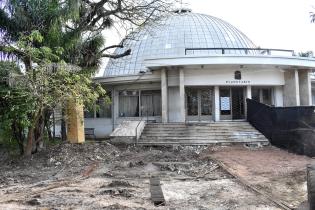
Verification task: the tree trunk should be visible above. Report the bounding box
[61,107,67,141]
[24,109,43,156]
[12,122,24,155]
[24,126,34,156]
[44,109,53,141]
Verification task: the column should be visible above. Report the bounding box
[179,69,185,122]
[214,86,220,121]
[67,99,85,144]
[245,86,252,117]
[112,88,119,130]
[299,69,312,106]
[274,86,284,107]
[283,69,300,106]
[246,85,252,99]
[161,68,168,123]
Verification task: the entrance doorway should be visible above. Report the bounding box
[220,87,245,120]
[186,87,213,121]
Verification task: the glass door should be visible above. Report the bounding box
[186,88,199,121]
[186,87,213,122]
[200,89,212,121]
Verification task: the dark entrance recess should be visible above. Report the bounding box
[231,87,244,120]
[247,99,315,157]
[219,87,245,120]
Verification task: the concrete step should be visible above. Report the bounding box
[141,135,264,138]
[140,136,265,140]
[138,139,269,146]
[140,135,265,141]
[138,121,269,146]
[143,129,260,134]
[143,128,257,133]
[145,124,253,128]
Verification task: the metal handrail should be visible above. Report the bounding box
[185,47,295,56]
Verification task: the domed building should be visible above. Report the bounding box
[88,9,315,138]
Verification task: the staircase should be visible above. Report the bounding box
[138,122,269,146]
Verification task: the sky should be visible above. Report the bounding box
[96,0,315,76]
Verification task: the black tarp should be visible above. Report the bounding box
[246,99,315,156]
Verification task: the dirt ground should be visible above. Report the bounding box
[207,145,315,209]
[0,142,311,209]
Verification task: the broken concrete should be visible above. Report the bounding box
[0,142,308,209]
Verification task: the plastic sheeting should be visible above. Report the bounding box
[247,99,315,156]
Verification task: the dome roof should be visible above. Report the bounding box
[104,11,256,77]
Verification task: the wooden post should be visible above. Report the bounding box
[67,99,85,144]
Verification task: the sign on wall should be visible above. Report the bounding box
[220,97,230,110]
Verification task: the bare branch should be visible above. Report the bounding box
[101,49,131,59]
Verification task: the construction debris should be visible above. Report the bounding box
[0,142,309,209]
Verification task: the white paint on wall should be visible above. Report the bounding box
[54,118,113,139]
[84,118,113,138]
[168,86,181,122]
[184,68,284,86]
[168,69,180,87]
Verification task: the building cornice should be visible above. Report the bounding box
[144,55,315,70]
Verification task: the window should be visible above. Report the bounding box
[262,89,272,105]
[84,92,112,119]
[252,88,260,102]
[251,87,273,105]
[140,90,161,116]
[118,90,161,117]
[84,107,94,118]
[234,71,241,80]
[96,98,112,118]
[186,88,198,116]
[119,90,139,117]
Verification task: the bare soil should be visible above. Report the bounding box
[0,142,307,209]
[207,145,315,209]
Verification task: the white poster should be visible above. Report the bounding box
[220,97,230,111]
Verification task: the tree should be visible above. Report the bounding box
[0,31,105,156]
[0,0,177,156]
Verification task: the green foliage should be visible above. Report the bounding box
[0,30,106,155]
[0,62,34,154]
[1,0,106,73]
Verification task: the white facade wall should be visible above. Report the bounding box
[83,67,288,135]
[168,87,181,122]
[54,118,113,139]
[184,68,284,86]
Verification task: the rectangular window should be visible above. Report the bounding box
[251,87,273,105]
[252,87,260,102]
[140,90,161,116]
[187,88,198,116]
[84,91,112,118]
[262,88,272,105]
[96,97,112,118]
[119,90,139,117]
[84,107,94,118]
